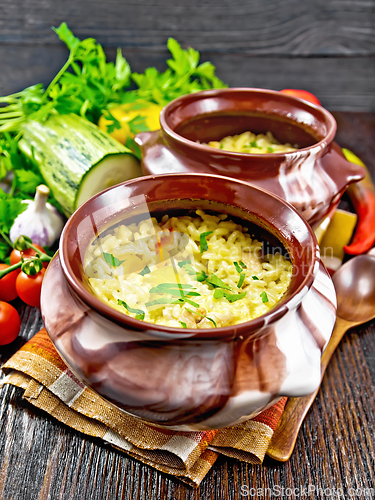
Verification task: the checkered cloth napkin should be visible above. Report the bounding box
[1,328,286,487]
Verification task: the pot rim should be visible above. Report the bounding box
[59,173,319,340]
[159,87,337,159]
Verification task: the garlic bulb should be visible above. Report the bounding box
[10,185,65,247]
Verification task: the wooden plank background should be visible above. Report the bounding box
[0,0,374,111]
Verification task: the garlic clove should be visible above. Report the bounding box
[10,184,65,247]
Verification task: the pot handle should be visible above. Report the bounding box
[134,130,161,148]
[320,142,365,191]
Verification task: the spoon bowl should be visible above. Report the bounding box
[268,252,375,461]
[333,255,375,323]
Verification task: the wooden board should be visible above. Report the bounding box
[0,0,374,111]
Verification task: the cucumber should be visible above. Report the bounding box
[18,113,141,216]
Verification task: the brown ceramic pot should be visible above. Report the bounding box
[135,88,364,225]
[42,174,336,430]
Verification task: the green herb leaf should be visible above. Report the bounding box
[177,260,196,276]
[200,231,213,253]
[207,317,217,327]
[213,289,246,303]
[252,275,259,280]
[146,297,184,308]
[14,169,45,194]
[196,270,208,282]
[117,299,145,320]
[237,273,245,288]
[0,193,28,233]
[234,262,243,273]
[103,252,124,267]
[139,265,151,276]
[180,321,187,328]
[206,273,231,290]
[260,291,269,303]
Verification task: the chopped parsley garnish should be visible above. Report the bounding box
[196,270,208,282]
[213,289,246,303]
[177,260,196,275]
[205,273,231,290]
[234,262,243,273]
[260,291,269,303]
[180,321,187,328]
[252,275,259,280]
[117,299,145,320]
[185,308,217,328]
[199,231,213,253]
[103,252,124,267]
[237,273,245,288]
[267,147,274,153]
[139,265,151,275]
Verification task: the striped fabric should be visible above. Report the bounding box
[1,328,287,487]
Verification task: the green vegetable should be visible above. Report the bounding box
[117,299,145,320]
[260,292,269,303]
[252,275,259,280]
[200,231,213,253]
[180,321,187,328]
[18,113,141,216]
[237,273,245,288]
[213,289,247,303]
[103,252,124,267]
[139,265,151,276]
[205,273,231,290]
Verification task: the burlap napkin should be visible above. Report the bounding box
[1,328,286,487]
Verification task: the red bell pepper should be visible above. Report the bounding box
[280,89,321,106]
[342,149,375,255]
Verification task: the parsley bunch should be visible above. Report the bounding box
[0,23,226,260]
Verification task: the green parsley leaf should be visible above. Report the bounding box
[213,289,246,303]
[139,265,151,276]
[180,321,187,328]
[237,273,245,288]
[184,307,217,328]
[177,260,196,276]
[117,299,145,320]
[200,231,213,253]
[260,291,269,303]
[252,275,259,280]
[103,252,124,267]
[0,194,28,233]
[234,262,242,273]
[206,273,231,290]
[14,169,44,194]
[196,270,208,282]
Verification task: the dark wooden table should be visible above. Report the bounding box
[1,112,374,500]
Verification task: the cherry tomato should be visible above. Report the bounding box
[0,263,19,301]
[280,89,321,106]
[15,268,46,308]
[0,301,21,345]
[10,244,48,268]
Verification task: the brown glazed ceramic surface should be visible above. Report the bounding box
[135,88,365,225]
[42,174,337,430]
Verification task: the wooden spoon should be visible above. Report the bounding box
[267,253,375,462]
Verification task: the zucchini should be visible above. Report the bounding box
[18,113,141,216]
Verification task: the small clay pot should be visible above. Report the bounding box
[136,88,364,225]
[42,174,336,430]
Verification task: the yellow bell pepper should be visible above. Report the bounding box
[98,102,163,145]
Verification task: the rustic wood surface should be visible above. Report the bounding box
[0,0,374,111]
[0,112,374,499]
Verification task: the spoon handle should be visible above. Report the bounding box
[267,317,354,462]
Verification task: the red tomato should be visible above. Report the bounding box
[0,301,21,345]
[280,89,321,106]
[0,263,19,301]
[10,244,48,268]
[15,268,46,308]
